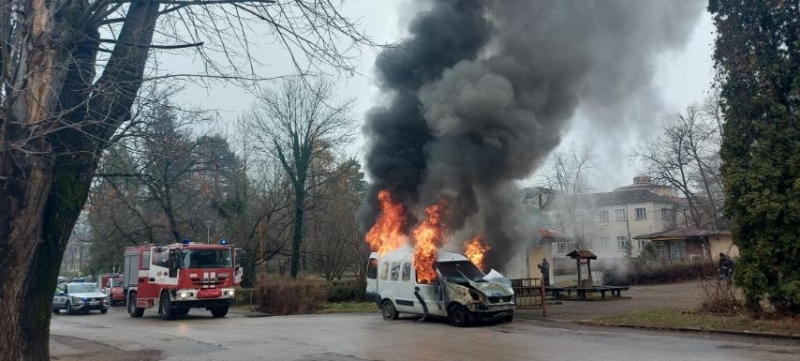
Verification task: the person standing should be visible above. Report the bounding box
[537,258,551,286]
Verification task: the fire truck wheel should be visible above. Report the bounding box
[210,306,229,318]
[448,305,472,327]
[160,293,175,320]
[128,292,144,318]
[381,300,398,320]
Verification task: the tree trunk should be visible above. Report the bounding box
[290,185,306,278]
[0,1,160,359]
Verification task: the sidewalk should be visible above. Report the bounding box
[518,281,704,322]
[517,281,800,341]
[51,335,160,361]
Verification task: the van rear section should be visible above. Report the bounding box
[366,248,515,327]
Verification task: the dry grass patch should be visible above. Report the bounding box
[317,302,378,314]
[591,308,800,335]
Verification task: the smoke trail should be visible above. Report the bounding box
[358,0,491,234]
[361,0,704,269]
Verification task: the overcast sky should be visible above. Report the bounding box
[170,1,715,193]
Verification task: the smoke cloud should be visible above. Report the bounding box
[360,0,704,270]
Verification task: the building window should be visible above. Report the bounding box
[635,208,647,220]
[637,239,649,250]
[600,237,612,250]
[598,210,609,222]
[556,241,572,252]
[617,236,630,251]
[615,209,626,221]
[660,208,674,220]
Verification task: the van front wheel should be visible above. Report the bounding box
[381,300,398,320]
[448,305,472,327]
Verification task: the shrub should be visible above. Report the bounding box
[254,274,327,314]
[697,278,743,315]
[235,287,256,306]
[603,261,717,286]
[326,280,366,303]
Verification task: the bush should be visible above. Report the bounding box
[254,274,327,315]
[235,287,256,306]
[603,261,717,286]
[698,278,743,315]
[325,280,366,303]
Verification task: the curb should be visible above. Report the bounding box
[576,321,800,341]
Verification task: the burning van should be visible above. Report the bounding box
[366,246,515,326]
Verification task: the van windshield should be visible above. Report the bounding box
[437,261,486,284]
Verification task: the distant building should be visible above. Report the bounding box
[633,227,737,263]
[533,175,684,271]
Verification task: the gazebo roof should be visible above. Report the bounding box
[565,249,597,260]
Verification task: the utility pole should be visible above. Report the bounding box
[206,221,212,244]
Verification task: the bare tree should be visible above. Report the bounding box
[539,143,598,248]
[633,103,725,230]
[0,1,374,359]
[306,158,364,280]
[244,76,355,278]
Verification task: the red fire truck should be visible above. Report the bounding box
[123,241,241,320]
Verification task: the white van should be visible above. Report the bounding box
[365,246,515,326]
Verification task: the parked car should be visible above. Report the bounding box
[103,278,126,306]
[53,282,110,315]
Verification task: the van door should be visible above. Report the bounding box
[413,270,446,317]
[365,254,379,304]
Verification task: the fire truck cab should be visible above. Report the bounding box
[123,242,238,320]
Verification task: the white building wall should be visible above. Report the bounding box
[546,201,677,268]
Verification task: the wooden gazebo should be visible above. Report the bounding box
[566,249,598,288]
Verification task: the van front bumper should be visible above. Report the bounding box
[467,302,515,313]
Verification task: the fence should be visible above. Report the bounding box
[510,278,547,317]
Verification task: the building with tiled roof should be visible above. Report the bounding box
[539,175,685,271]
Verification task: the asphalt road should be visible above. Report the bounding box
[50,307,800,361]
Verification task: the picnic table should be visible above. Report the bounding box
[546,285,629,300]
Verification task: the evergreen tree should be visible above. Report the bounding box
[710,0,800,313]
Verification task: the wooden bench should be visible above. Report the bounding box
[546,285,629,299]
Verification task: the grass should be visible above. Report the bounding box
[317,302,379,314]
[589,308,800,335]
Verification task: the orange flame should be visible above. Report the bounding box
[365,190,408,256]
[412,200,448,284]
[464,236,491,271]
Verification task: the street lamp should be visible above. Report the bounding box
[205,221,212,244]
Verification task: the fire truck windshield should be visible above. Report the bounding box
[180,249,232,269]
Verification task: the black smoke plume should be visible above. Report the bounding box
[360,0,703,270]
